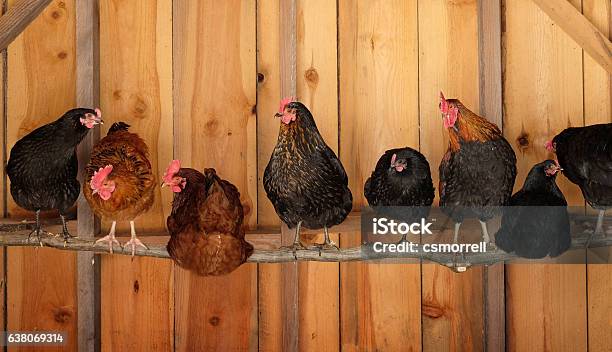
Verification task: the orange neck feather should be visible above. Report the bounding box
[448,104,502,151]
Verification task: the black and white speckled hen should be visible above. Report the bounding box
[548,123,612,239]
[263,98,352,251]
[7,108,102,241]
[438,92,516,244]
[495,160,570,258]
[364,147,434,241]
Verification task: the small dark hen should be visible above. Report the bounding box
[7,108,102,240]
[364,147,435,241]
[83,122,156,255]
[164,161,253,276]
[438,92,517,244]
[264,98,352,251]
[495,160,570,258]
[548,123,612,239]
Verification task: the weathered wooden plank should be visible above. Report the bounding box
[294,1,340,350]
[75,0,100,351]
[98,0,174,350]
[531,0,612,74]
[583,0,612,351]
[0,0,52,52]
[477,1,505,351]
[6,1,78,350]
[418,0,484,350]
[504,0,588,350]
[338,1,421,351]
[173,1,258,350]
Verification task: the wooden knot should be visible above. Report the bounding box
[257,73,265,83]
[130,95,148,118]
[205,119,219,134]
[133,280,140,293]
[304,68,319,87]
[57,51,67,60]
[422,303,444,319]
[209,316,220,326]
[516,133,530,149]
[113,90,122,100]
[53,307,72,324]
[58,1,66,8]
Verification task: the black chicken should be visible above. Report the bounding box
[438,92,517,244]
[364,147,435,242]
[7,108,102,240]
[264,98,352,251]
[548,123,612,239]
[495,160,570,258]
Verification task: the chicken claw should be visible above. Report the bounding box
[95,233,121,254]
[124,220,148,257]
[312,227,339,256]
[96,221,120,254]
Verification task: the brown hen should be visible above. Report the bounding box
[163,160,253,276]
[84,122,156,255]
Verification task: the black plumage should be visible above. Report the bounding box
[7,108,102,239]
[495,160,570,258]
[438,93,517,244]
[364,147,434,240]
[551,124,612,236]
[263,100,352,250]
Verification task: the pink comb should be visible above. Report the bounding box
[545,140,555,152]
[95,107,102,118]
[390,153,397,167]
[279,97,295,113]
[163,160,181,184]
[440,91,448,113]
[90,165,113,190]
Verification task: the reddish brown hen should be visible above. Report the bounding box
[84,122,156,255]
[163,160,253,276]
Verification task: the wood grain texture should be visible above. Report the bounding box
[477,2,505,351]
[6,1,78,350]
[100,256,173,351]
[418,0,484,350]
[75,0,99,349]
[503,0,588,351]
[531,0,612,74]
[338,1,421,351]
[583,0,612,351]
[295,1,340,350]
[98,1,174,350]
[173,1,258,350]
[0,0,52,52]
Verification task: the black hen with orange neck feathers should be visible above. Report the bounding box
[438,92,517,244]
[264,98,352,251]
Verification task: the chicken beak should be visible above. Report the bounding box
[92,189,98,195]
[274,112,283,118]
[452,125,459,133]
[161,181,167,188]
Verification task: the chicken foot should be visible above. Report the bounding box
[479,220,494,246]
[124,220,148,257]
[280,221,307,259]
[312,226,339,255]
[27,210,49,246]
[95,221,121,254]
[587,209,608,247]
[60,214,75,242]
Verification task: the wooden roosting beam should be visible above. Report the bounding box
[0,0,53,52]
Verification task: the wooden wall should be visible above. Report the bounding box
[0,0,610,351]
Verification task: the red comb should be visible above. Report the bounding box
[90,165,113,190]
[95,107,102,118]
[390,153,397,166]
[545,140,554,152]
[163,160,181,184]
[279,97,295,113]
[439,91,448,113]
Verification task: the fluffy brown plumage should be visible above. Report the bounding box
[84,122,156,254]
[164,163,253,276]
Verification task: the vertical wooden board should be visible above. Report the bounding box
[173,1,258,351]
[505,264,587,352]
[256,0,283,351]
[6,1,78,351]
[503,0,587,351]
[338,1,421,351]
[295,1,340,351]
[100,256,173,351]
[583,1,612,351]
[98,1,174,350]
[418,0,484,350]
